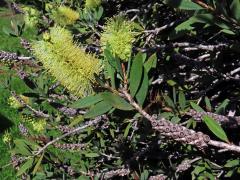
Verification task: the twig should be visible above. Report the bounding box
[186,109,240,128]
[144,21,178,34]
[120,89,240,153]
[34,116,103,156]
[11,91,50,118]
[135,42,229,53]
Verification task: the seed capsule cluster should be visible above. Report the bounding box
[21,38,32,52]
[186,109,240,128]
[11,155,24,170]
[58,106,77,116]
[149,174,167,180]
[53,142,86,150]
[151,118,210,150]
[18,123,29,136]
[176,159,191,172]
[0,51,18,61]
[103,168,130,179]
[58,125,75,133]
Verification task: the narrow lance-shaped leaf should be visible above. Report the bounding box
[215,99,230,114]
[101,92,133,110]
[136,68,149,107]
[230,0,240,21]
[84,100,112,118]
[204,96,212,112]
[17,158,34,176]
[164,0,203,10]
[130,52,144,97]
[178,91,186,110]
[202,115,229,142]
[190,102,204,112]
[70,94,103,108]
[144,53,157,73]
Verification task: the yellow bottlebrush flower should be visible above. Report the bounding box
[21,114,34,122]
[32,26,101,97]
[42,32,51,41]
[22,6,40,27]
[85,0,101,9]
[31,119,47,133]
[45,3,53,12]
[8,95,30,109]
[100,16,136,61]
[3,131,12,144]
[51,6,79,26]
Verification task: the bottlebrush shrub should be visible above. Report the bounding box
[51,6,80,26]
[32,26,101,97]
[100,16,136,61]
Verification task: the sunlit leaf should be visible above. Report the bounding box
[202,115,229,142]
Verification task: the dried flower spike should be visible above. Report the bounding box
[101,16,136,61]
[32,26,101,97]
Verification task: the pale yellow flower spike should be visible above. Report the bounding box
[85,0,101,9]
[52,6,79,26]
[32,26,101,97]
[101,16,136,61]
[3,131,12,144]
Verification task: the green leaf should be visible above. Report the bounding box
[70,94,103,108]
[220,29,235,35]
[84,101,112,118]
[179,91,186,110]
[101,92,133,110]
[96,6,103,20]
[33,153,44,174]
[104,48,123,77]
[85,152,100,158]
[202,115,229,142]
[69,115,84,127]
[17,158,34,176]
[144,53,157,73]
[136,68,149,106]
[224,159,240,168]
[190,102,204,112]
[215,99,230,114]
[164,0,203,10]
[164,95,175,110]
[231,0,240,21]
[140,169,149,180]
[204,96,212,112]
[105,59,116,88]
[123,123,132,138]
[167,80,177,86]
[14,139,32,156]
[170,14,214,39]
[130,52,144,97]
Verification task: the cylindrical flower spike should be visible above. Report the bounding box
[51,6,79,26]
[101,16,137,61]
[32,26,101,97]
